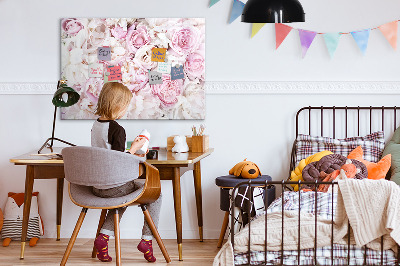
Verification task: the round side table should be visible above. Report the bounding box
[215,175,275,248]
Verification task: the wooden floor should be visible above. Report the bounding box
[0,239,221,265]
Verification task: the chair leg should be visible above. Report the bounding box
[114,209,121,266]
[91,209,108,258]
[141,205,171,263]
[60,208,88,266]
[217,211,230,248]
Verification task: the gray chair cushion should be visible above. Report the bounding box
[69,180,145,208]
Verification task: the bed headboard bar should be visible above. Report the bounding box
[296,106,399,138]
[290,106,399,182]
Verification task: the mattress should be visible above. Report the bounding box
[233,191,397,265]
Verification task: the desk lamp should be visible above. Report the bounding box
[38,80,80,154]
[241,0,305,23]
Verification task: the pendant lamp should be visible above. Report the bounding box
[38,80,80,154]
[241,0,305,23]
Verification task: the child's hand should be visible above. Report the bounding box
[129,137,147,155]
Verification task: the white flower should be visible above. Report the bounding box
[171,82,205,119]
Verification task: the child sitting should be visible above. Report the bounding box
[91,82,161,263]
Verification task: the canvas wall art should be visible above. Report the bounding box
[61,18,205,119]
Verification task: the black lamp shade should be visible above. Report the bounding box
[52,84,80,107]
[241,0,305,23]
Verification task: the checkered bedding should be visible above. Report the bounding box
[234,191,398,265]
[294,131,385,166]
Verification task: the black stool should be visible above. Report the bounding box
[215,175,275,248]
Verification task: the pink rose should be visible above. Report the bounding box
[111,26,127,39]
[126,25,151,53]
[184,47,205,81]
[127,67,149,92]
[151,74,183,106]
[84,78,104,105]
[169,26,201,56]
[62,18,84,36]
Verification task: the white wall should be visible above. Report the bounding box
[1,0,400,239]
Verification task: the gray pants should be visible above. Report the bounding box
[92,180,162,240]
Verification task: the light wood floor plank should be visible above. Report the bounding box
[0,239,221,265]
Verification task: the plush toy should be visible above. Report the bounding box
[317,160,360,193]
[229,159,261,179]
[289,150,333,191]
[172,135,189,153]
[1,192,44,247]
[348,146,391,180]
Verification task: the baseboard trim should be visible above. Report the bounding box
[1,81,400,94]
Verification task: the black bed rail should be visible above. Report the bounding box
[230,179,400,266]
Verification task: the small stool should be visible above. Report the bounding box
[215,175,275,248]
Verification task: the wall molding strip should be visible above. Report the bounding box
[0,81,399,95]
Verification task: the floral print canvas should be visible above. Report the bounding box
[61,18,205,119]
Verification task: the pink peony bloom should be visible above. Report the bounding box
[127,67,149,92]
[126,25,151,53]
[169,26,201,56]
[84,78,104,105]
[151,74,184,107]
[111,26,128,39]
[184,46,205,81]
[62,18,84,36]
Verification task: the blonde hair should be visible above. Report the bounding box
[95,82,133,120]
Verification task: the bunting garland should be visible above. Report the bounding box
[251,23,266,38]
[209,0,221,7]
[379,21,397,50]
[275,23,292,49]
[323,33,341,58]
[229,0,245,24]
[208,1,399,58]
[298,30,317,58]
[351,29,370,55]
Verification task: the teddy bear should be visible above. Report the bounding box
[172,135,189,153]
[1,192,44,247]
[229,159,261,179]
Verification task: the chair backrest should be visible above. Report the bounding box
[62,146,145,187]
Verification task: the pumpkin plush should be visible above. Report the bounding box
[347,146,391,180]
[229,159,261,179]
[317,160,360,193]
[1,192,44,247]
[289,150,333,191]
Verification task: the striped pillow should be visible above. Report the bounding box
[294,131,385,166]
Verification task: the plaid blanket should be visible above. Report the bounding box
[234,191,397,265]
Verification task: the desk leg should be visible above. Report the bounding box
[193,161,203,242]
[172,167,183,261]
[56,178,64,241]
[20,165,34,259]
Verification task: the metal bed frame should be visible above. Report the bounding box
[230,106,400,266]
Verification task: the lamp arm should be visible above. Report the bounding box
[50,105,57,148]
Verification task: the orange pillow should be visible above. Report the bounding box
[347,146,391,180]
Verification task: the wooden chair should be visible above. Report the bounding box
[60,146,171,265]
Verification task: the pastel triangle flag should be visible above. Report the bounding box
[378,21,398,50]
[275,23,293,49]
[323,33,341,58]
[229,0,245,24]
[209,0,220,7]
[298,29,317,58]
[351,29,370,55]
[251,23,266,38]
